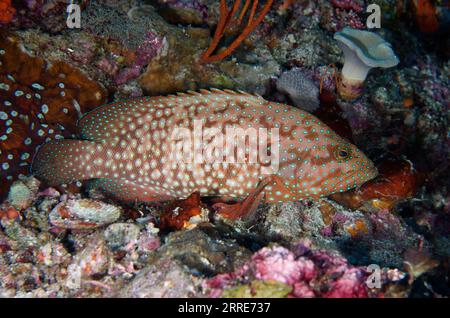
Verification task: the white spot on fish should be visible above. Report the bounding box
[0,83,10,91]
[32,83,45,90]
[41,104,49,114]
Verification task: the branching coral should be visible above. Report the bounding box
[0,32,107,200]
[201,0,275,62]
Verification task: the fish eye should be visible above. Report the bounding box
[334,146,351,161]
[339,150,348,157]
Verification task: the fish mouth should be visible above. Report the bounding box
[354,166,379,188]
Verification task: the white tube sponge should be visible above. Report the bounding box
[334,27,400,100]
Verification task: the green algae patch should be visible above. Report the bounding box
[221,280,292,298]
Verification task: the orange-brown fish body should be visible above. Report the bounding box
[32,89,377,204]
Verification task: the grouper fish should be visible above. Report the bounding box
[32,89,377,218]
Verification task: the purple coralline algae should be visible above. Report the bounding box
[331,0,364,12]
[11,0,89,32]
[114,32,167,85]
[320,0,365,32]
[204,244,402,298]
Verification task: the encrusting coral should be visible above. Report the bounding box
[0,32,106,200]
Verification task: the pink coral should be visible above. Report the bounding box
[331,0,364,12]
[291,282,315,298]
[114,65,142,85]
[320,1,365,32]
[335,9,365,30]
[253,247,316,284]
[113,32,165,85]
[136,224,161,253]
[205,245,382,298]
[323,268,369,298]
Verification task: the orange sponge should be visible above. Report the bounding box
[0,0,15,24]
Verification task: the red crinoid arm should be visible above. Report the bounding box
[201,0,274,63]
[237,0,252,24]
[246,0,258,28]
[226,0,242,26]
[201,0,231,60]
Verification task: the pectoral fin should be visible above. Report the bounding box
[213,175,299,219]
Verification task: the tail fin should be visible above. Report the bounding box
[32,139,99,185]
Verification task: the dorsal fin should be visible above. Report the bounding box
[77,89,264,142]
[223,89,239,95]
[186,90,202,96]
[210,88,226,94]
[199,88,211,94]
[77,97,154,141]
